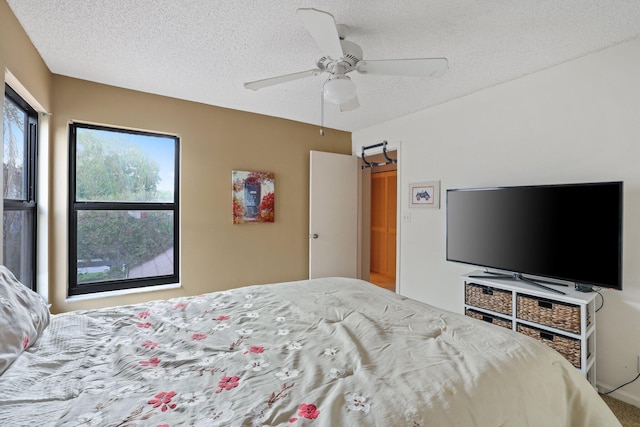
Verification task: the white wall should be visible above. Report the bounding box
[353,36,640,406]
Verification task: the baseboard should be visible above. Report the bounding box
[597,382,640,408]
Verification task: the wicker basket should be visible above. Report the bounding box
[517,324,581,368]
[465,283,512,315]
[465,308,512,330]
[516,294,581,334]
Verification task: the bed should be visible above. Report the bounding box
[0,266,621,426]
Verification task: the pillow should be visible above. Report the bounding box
[0,265,50,375]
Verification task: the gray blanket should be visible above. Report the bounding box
[0,277,620,426]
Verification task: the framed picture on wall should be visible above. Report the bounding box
[409,181,440,209]
[232,171,275,223]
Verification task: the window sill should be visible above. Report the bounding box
[65,282,181,303]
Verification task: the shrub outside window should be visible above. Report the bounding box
[68,123,179,296]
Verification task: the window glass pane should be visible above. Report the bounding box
[3,95,27,200]
[3,209,34,287]
[75,128,175,203]
[76,210,174,284]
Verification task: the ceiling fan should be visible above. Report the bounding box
[244,8,449,112]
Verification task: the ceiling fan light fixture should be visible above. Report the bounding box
[323,75,356,105]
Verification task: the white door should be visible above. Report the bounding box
[309,151,358,279]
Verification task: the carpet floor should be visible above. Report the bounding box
[601,394,640,427]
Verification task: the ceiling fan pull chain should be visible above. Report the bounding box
[320,79,327,136]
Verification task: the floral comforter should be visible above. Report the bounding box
[0,277,620,426]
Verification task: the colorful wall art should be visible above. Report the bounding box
[409,180,440,209]
[232,171,275,224]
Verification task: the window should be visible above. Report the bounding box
[3,85,38,290]
[69,123,179,296]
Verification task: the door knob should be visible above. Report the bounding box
[311,233,319,239]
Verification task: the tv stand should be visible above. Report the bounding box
[468,270,567,295]
[462,271,598,387]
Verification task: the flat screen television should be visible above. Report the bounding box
[446,181,623,292]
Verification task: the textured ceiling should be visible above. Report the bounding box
[7,1,640,132]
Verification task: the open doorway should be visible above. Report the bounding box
[359,150,397,292]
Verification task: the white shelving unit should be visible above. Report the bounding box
[462,271,598,387]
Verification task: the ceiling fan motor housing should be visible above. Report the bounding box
[317,40,363,74]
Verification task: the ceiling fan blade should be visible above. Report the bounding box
[356,58,449,77]
[339,96,360,112]
[244,69,322,91]
[296,8,344,60]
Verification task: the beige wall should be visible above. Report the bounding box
[2,0,351,313]
[50,77,351,313]
[0,0,52,111]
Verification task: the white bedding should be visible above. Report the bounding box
[0,277,620,426]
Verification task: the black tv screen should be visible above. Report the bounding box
[446,181,623,290]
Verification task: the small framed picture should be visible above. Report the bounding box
[409,181,440,209]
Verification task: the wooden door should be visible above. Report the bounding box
[370,171,397,278]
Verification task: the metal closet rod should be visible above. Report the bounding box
[361,141,397,169]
